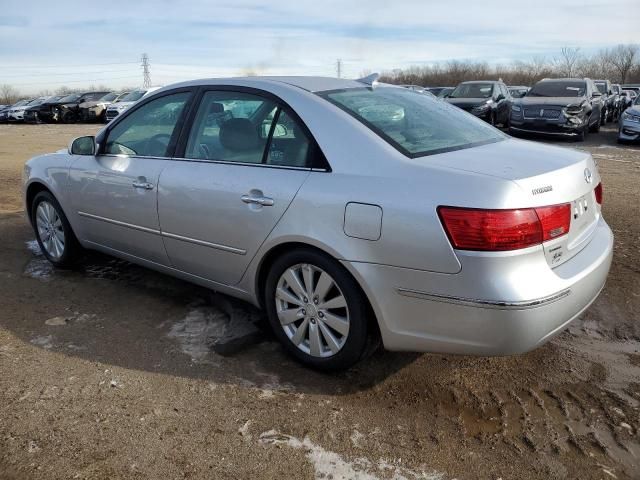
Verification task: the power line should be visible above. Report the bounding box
[1,69,138,78]
[18,75,141,86]
[0,62,139,69]
[141,53,151,88]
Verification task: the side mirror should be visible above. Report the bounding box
[69,135,96,155]
[496,94,505,101]
[272,124,288,138]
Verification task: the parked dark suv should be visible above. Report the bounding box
[445,80,511,126]
[49,91,110,123]
[594,80,616,123]
[509,78,603,141]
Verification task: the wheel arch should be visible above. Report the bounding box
[254,241,382,341]
[25,181,54,225]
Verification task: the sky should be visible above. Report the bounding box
[1,0,638,94]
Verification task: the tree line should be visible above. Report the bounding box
[380,45,640,87]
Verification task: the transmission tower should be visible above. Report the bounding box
[141,53,151,88]
[336,58,342,78]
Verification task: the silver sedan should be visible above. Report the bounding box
[23,75,613,370]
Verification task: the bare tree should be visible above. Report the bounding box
[609,44,639,84]
[555,47,581,77]
[0,84,19,104]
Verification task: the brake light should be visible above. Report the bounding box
[594,182,603,205]
[438,204,571,251]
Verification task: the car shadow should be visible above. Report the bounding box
[0,213,420,396]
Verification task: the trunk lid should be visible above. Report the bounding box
[425,138,601,267]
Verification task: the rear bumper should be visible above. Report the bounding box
[344,217,613,355]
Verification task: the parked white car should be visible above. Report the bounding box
[105,87,161,122]
[7,97,47,121]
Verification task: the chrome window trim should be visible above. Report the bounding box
[396,287,571,310]
[96,154,328,172]
[170,156,327,172]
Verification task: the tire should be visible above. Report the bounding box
[31,191,83,268]
[589,115,600,133]
[575,128,586,142]
[264,248,370,371]
[489,111,496,126]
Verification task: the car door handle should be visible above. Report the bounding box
[241,194,274,207]
[132,180,154,190]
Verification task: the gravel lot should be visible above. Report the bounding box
[0,123,639,480]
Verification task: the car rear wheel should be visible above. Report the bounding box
[264,249,369,371]
[31,191,83,268]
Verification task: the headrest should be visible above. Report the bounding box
[209,102,224,114]
[219,118,260,152]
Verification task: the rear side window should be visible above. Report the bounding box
[104,92,190,157]
[184,90,314,168]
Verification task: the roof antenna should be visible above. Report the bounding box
[356,72,380,88]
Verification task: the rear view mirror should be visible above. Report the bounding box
[69,135,96,155]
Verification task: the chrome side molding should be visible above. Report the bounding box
[395,287,571,310]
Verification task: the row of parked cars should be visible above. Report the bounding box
[404,79,639,143]
[0,87,161,124]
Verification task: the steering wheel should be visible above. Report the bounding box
[145,133,172,157]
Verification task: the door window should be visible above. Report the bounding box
[185,90,313,168]
[104,92,190,157]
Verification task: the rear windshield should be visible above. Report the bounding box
[529,81,586,97]
[449,83,494,99]
[121,90,146,102]
[318,86,505,158]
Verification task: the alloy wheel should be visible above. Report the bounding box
[275,263,350,358]
[36,201,65,260]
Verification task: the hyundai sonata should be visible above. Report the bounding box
[23,75,613,370]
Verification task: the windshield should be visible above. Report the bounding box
[595,83,607,94]
[12,99,29,107]
[121,90,146,102]
[449,83,494,99]
[98,92,118,102]
[528,81,586,97]
[59,94,80,103]
[318,86,504,157]
[27,97,46,106]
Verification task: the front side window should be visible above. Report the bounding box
[104,92,190,157]
[449,83,494,99]
[185,90,313,168]
[319,86,504,157]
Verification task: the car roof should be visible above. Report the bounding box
[168,76,365,93]
[458,80,500,84]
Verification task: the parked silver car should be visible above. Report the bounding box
[23,76,613,370]
[618,93,640,143]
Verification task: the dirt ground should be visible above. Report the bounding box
[0,123,639,480]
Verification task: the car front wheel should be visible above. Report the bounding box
[264,249,370,371]
[31,191,83,267]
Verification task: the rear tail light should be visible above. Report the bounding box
[438,204,571,251]
[594,182,603,205]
